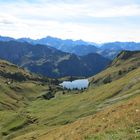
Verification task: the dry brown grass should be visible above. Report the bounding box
[40,95,140,140]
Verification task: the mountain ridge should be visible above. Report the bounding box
[1,35,140,59]
[0,40,110,78]
[89,50,140,87]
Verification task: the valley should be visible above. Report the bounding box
[1,0,140,139]
[0,50,140,140]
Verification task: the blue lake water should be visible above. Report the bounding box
[60,79,89,89]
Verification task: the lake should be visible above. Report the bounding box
[60,79,89,90]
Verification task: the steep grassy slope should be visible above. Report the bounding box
[0,51,139,140]
[41,94,140,140]
[0,60,50,140]
[89,50,140,87]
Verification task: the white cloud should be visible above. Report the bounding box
[0,0,140,42]
[87,4,140,18]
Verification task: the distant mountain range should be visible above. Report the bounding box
[0,40,110,78]
[0,35,139,78]
[1,35,139,59]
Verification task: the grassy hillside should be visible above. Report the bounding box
[0,60,49,139]
[0,51,140,140]
[89,50,140,86]
[11,66,139,140]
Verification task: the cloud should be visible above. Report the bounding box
[0,0,140,42]
[87,4,140,18]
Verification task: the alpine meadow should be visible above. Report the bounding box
[0,0,140,140]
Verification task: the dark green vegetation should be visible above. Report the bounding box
[0,40,110,78]
[0,50,140,140]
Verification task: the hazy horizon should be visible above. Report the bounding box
[0,0,140,43]
[1,34,140,44]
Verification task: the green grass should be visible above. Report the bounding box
[0,54,140,140]
[0,67,138,140]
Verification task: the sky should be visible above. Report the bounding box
[0,0,140,43]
